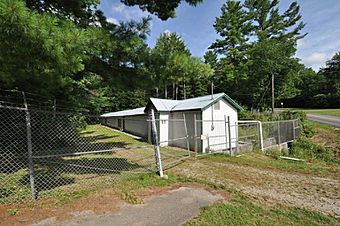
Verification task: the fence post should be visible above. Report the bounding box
[258,121,264,152]
[22,92,37,200]
[235,121,239,153]
[224,115,228,154]
[194,114,198,157]
[292,120,296,140]
[182,113,190,155]
[150,109,164,178]
[277,121,281,145]
[227,116,232,155]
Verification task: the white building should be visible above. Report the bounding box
[101,93,243,153]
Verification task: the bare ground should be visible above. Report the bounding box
[0,183,228,226]
[169,158,340,217]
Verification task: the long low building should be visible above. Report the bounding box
[101,93,243,153]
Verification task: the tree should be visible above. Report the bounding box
[121,0,204,20]
[149,32,212,99]
[208,0,306,109]
[318,52,340,107]
[150,32,190,98]
[210,0,251,65]
[244,0,306,41]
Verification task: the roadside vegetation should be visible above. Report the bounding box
[286,109,340,117]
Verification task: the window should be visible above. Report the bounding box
[214,101,220,110]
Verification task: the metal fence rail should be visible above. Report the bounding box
[0,106,158,203]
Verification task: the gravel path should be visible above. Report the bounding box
[170,160,340,217]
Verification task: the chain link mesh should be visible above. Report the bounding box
[0,106,157,203]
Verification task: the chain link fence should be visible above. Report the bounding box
[0,105,159,203]
[262,120,299,150]
[0,89,301,204]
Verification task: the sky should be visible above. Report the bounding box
[99,0,340,71]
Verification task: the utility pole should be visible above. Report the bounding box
[271,73,275,113]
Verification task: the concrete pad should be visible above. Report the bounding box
[31,187,223,226]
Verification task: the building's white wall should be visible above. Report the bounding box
[105,117,119,129]
[201,99,238,153]
[124,115,148,138]
[159,113,169,146]
[104,115,148,139]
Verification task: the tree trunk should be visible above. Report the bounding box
[164,85,167,99]
[271,73,275,113]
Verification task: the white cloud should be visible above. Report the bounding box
[107,17,119,25]
[296,39,306,49]
[163,29,171,35]
[303,52,327,65]
[109,3,148,20]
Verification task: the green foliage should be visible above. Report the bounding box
[122,0,203,20]
[291,138,336,162]
[6,209,18,216]
[270,110,315,137]
[285,52,340,108]
[208,0,306,109]
[149,32,213,99]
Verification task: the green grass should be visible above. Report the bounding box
[0,124,190,204]
[185,196,339,226]
[0,124,153,204]
[283,108,340,117]
[198,152,339,178]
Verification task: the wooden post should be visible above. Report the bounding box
[22,92,37,200]
[150,109,164,177]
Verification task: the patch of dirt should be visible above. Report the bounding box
[0,183,229,226]
[0,189,123,226]
[170,159,340,217]
[136,182,230,200]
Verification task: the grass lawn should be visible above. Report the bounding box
[197,152,339,179]
[185,196,339,226]
[0,124,190,204]
[283,108,340,117]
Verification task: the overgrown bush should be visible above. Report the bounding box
[271,110,315,138]
[239,110,315,138]
[290,137,335,162]
[238,110,268,121]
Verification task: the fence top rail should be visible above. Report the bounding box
[196,119,226,122]
[262,119,299,124]
[32,145,153,159]
[147,118,185,122]
[0,104,27,111]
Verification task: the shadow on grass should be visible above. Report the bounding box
[18,156,147,195]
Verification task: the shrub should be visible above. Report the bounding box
[290,137,335,162]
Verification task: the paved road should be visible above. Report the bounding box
[307,114,340,128]
[31,187,223,226]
